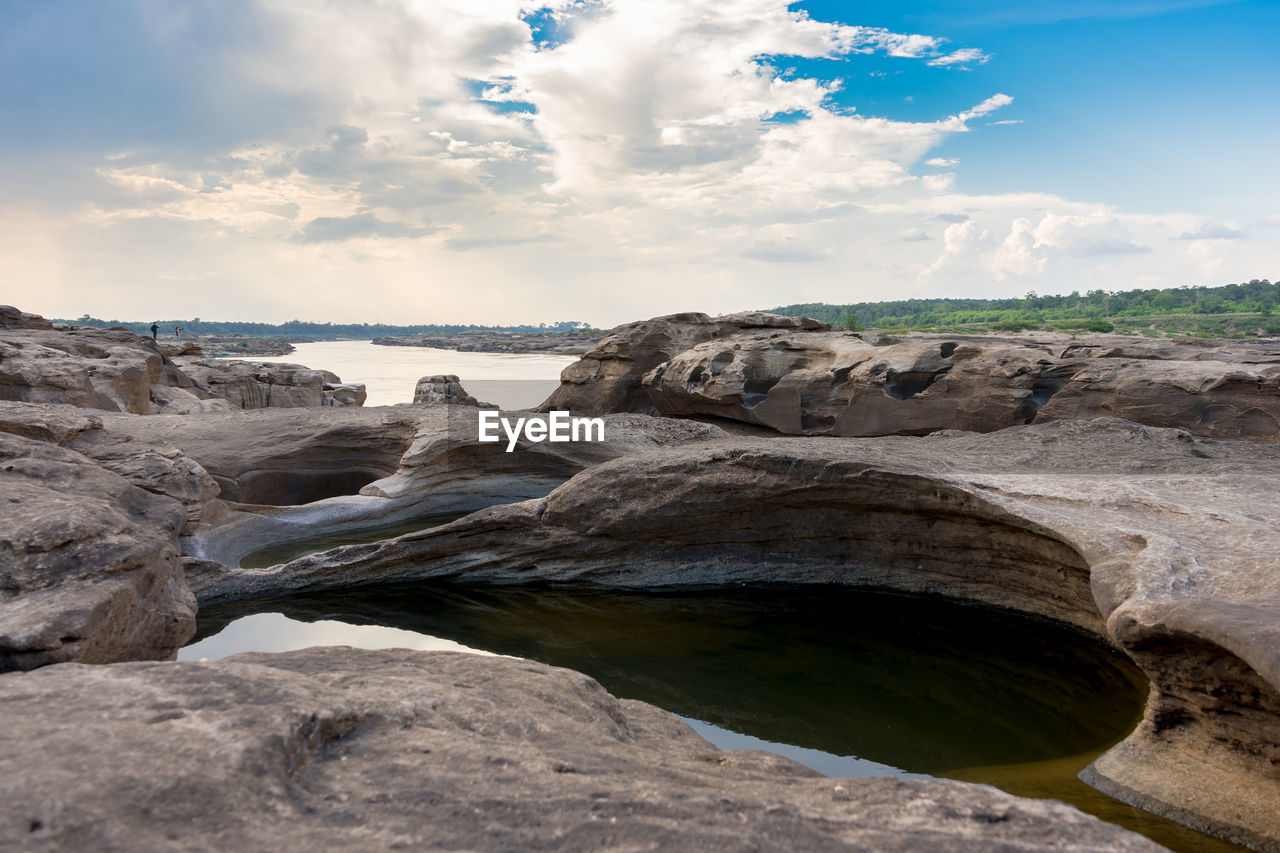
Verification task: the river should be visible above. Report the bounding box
[236,339,580,409]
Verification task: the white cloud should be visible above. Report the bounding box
[927,48,990,68]
[1,0,1271,327]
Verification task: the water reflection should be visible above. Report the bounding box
[192,584,1143,772]
[188,583,1241,851]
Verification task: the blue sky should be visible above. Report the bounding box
[0,0,1276,325]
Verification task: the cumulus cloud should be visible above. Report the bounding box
[0,0,1269,326]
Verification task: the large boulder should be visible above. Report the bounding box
[543,316,1280,442]
[540,311,829,414]
[0,647,1161,852]
[0,432,195,672]
[195,419,1280,848]
[412,374,485,405]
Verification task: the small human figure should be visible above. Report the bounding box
[174,326,181,339]
[150,323,159,342]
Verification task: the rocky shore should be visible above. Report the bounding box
[3,305,1279,850]
[373,329,601,354]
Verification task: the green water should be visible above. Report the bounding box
[191,584,1242,852]
[237,512,468,568]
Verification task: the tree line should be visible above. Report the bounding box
[57,316,595,338]
[765,279,1278,334]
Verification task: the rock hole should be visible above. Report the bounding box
[939,342,958,358]
[883,369,949,400]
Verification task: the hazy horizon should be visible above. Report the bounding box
[2,0,1277,327]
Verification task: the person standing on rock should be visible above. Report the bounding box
[150,323,159,342]
[174,326,181,339]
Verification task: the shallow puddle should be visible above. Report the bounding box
[186,583,1242,852]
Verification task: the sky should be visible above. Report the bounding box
[1,0,1277,327]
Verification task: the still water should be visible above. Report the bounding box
[237,339,579,408]
[182,584,1240,852]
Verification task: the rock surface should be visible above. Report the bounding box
[0,647,1162,852]
[0,307,364,414]
[540,311,830,415]
[0,432,195,672]
[544,315,1280,442]
[196,418,1280,849]
[174,357,367,409]
[412,374,485,406]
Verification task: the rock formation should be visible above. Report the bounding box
[412,374,485,405]
[0,431,195,672]
[540,311,830,414]
[0,307,365,414]
[6,304,1280,848]
[0,647,1162,852]
[174,357,366,409]
[543,314,1280,443]
[193,418,1280,849]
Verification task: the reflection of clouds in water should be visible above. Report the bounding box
[682,718,917,780]
[238,341,577,407]
[178,612,493,662]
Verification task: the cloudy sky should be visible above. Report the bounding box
[1,0,1277,326]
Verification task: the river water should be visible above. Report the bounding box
[238,339,579,408]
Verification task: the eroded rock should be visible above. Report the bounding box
[0,647,1162,852]
[196,419,1280,848]
[544,316,1280,442]
[412,374,485,406]
[174,358,366,409]
[0,433,195,671]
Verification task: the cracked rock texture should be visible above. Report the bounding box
[544,314,1280,442]
[0,647,1163,852]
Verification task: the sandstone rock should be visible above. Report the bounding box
[0,331,163,414]
[196,419,1280,848]
[0,401,103,443]
[412,373,485,405]
[160,407,724,568]
[156,340,203,357]
[95,407,425,507]
[0,648,1162,852]
[174,358,365,409]
[540,311,829,415]
[544,317,1280,442]
[0,432,195,671]
[0,304,53,330]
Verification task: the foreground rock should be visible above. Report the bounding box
[0,431,195,671]
[198,419,1280,849]
[0,647,1162,852]
[544,314,1280,442]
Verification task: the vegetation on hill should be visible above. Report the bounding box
[55,316,596,339]
[765,279,1280,338]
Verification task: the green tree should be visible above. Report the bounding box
[841,313,862,331]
